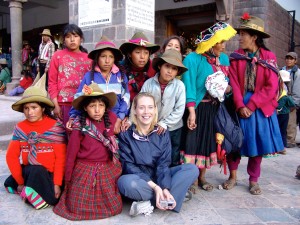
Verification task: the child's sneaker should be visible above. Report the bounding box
[129,200,154,216]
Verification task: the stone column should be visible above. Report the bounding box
[5,0,27,93]
[69,0,155,52]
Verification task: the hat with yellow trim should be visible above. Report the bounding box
[195,22,237,54]
[235,12,270,39]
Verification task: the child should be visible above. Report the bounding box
[141,49,187,166]
[277,70,296,154]
[9,70,33,96]
[48,24,91,126]
[67,36,129,134]
[53,83,122,220]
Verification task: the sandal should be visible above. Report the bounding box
[249,184,262,195]
[222,179,237,190]
[199,181,213,192]
[188,184,198,194]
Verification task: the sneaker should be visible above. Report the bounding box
[129,200,154,217]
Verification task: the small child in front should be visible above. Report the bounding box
[53,83,122,220]
[141,49,187,166]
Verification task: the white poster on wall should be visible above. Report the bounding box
[126,0,155,31]
[78,0,112,27]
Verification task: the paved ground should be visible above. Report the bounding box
[0,95,300,225]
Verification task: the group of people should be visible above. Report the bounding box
[3,13,299,221]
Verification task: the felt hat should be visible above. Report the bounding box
[235,12,270,39]
[23,40,29,46]
[279,70,291,82]
[119,32,160,55]
[12,86,54,112]
[0,58,8,65]
[72,82,117,110]
[88,36,123,61]
[195,22,237,54]
[152,49,188,75]
[40,29,52,37]
[286,52,297,60]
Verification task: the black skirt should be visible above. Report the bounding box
[4,165,59,205]
[180,101,218,169]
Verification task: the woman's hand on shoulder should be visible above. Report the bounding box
[66,118,74,130]
[121,117,131,132]
[114,118,122,134]
[156,125,166,135]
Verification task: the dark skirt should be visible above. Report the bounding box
[240,92,284,157]
[4,165,58,205]
[53,160,122,221]
[180,101,218,169]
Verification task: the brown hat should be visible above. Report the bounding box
[235,12,270,39]
[88,36,123,61]
[0,58,8,65]
[119,32,160,55]
[12,86,54,112]
[152,49,188,75]
[40,29,52,37]
[286,52,298,60]
[23,40,29,46]
[72,83,117,110]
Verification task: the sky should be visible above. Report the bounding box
[275,0,300,22]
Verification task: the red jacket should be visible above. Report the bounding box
[229,48,278,117]
[19,76,33,89]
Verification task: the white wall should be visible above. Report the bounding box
[155,0,214,11]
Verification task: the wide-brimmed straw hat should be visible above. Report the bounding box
[12,86,54,112]
[0,58,8,65]
[152,49,188,75]
[235,12,270,39]
[195,22,237,54]
[119,32,160,55]
[72,82,117,110]
[88,36,123,61]
[40,29,52,37]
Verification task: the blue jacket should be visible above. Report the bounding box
[69,70,130,120]
[118,125,172,190]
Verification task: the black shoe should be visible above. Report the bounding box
[286,143,296,148]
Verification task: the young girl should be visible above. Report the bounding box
[161,35,185,55]
[53,83,122,220]
[4,86,66,209]
[141,49,187,166]
[117,93,198,216]
[68,36,129,134]
[9,70,33,96]
[48,24,91,126]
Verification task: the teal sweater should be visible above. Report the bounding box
[182,52,230,108]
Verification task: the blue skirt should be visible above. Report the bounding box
[240,92,284,157]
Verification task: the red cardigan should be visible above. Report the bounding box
[229,48,279,117]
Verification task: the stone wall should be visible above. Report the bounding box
[69,0,155,52]
[227,0,300,67]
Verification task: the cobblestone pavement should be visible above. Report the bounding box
[0,95,300,225]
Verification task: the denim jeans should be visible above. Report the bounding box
[117,163,199,212]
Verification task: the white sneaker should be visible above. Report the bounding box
[129,200,154,216]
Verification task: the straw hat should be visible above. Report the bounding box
[195,22,237,54]
[235,12,270,39]
[12,86,54,112]
[40,29,52,37]
[88,36,123,61]
[279,70,291,82]
[72,83,117,110]
[152,49,188,75]
[0,58,8,65]
[119,32,160,55]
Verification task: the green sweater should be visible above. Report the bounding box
[182,52,229,108]
[0,67,11,86]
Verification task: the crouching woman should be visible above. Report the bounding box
[4,86,67,209]
[117,92,199,216]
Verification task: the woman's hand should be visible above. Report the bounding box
[17,184,24,194]
[52,98,62,120]
[162,189,176,210]
[187,112,197,130]
[225,85,232,94]
[153,185,167,210]
[156,125,166,135]
[238,107,253,118]
[54,185,61,198]
[121,117,131,132]
[66,118,74,130]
